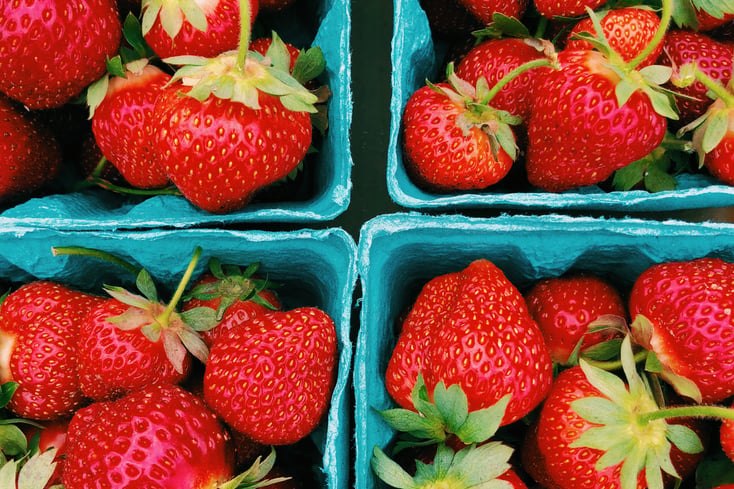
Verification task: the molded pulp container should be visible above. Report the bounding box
[0,225,357,489]
[0,0,352,230]
[354,212,734,489]
[388,0,734,212]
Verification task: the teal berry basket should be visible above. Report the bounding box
[388,0,734,212]
[354,212,734,489]
[0,225,357,489]
[0,0,351,230]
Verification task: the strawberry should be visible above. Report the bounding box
[182,259,280,348]
[455,37,548,124]
[21,417,70,487]
[75,248,214,401]
[0,95,62,204]
[683,96,734,186]
[0,0,122,109]
[203,307,338,445]
[658,29,734,126]
[62,383,235,488]
[565,7,664,69]
[525,48,670,192]
[524,273,626,365]
[534,0,607,19]
[418,0,483,39]
[141,0,259,59]
[628,257,734,404]
[0,281,104,420]
[455,0,529,26]
[90,60,172,189]
[723,399,734,462]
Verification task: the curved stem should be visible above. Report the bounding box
[51,246,140,276]
[480,58,554,105]
[582,350,649,371]
[693,65,734,108]
[157,246,202,326]
[82,177,182,196]
[235,0,253,72]
[626,0,671,70]
[640,404,734,423]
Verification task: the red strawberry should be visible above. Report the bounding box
[455,0,529,25]
[526,49,669,192]
[90,60,172,189]
[401,76,519,192]
[0,0,122,109]
[62,383,235,488]
[0,95,62,204]
[0,281,104,420]
[565,7,663,68]
[141,0,259,59]
[693,7,734,32]
[182,260,281,349]
[629,257,734,403]
[524,273,626,365]
[722,399,734,462]
[455,37,548,123]
[534,0,607,19]
[658,29,734,126]
[203,307,338,445]
[687,98,734,185]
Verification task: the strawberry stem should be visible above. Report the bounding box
[235,0,252,72]
[479,58,555,105]
[640,404,734,423]
[626,0,671,71]
[582,349,649,371]
[157,246,202,326]
[51,246,140,276]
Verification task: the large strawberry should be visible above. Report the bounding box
[628,257,734,403]
[0,0,122,109]
[0,95,62,204]
[455,0,528,26]
[0,281,104,420]
[62,383,235,488]
[141,0,259,59]
[524,273,626,365]
[203,307,338,445]
[534,0,607,19]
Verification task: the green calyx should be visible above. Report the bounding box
[378,374,510,451]
[217,447,291,489]
[141,0,208,40]
[104,246,217,373]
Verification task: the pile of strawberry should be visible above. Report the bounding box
[374,255,734,489]
[0,0,328,214]
[402,0,734,194]
[0,246,339,488]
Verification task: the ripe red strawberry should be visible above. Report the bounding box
[141,0,258,59]
[455,0,529,25]
[693,7,734,31]
[524,273,626,365]
[629,257,734,403]
[62,383,235,488]
[455,37,548,124]
[0,281,104,420]
[565,7,663,68]
[22,417,70,487]
[526,49,669,192]
[0,95,62,204]
[658,30,734,126]
[0,0,122,109]
[534,0,607,19]
[402,76,520,192]
[90,60,172,189]
[686,99,734,185]
[203,307,338,445]
[182,260,280,348]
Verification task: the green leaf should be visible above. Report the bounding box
[620,447,646,489]
[106,56,126,78]
[702,110,730,154]
[433,383,468,434]
[86,75,110,119]
[645,88,680,120]
[639,65,673,86]
[693,0,734,18]
[0,424,28,457]
[582,338,623,362]
[579,359,630,404]
[178,328,209,364]
[645,452,665,489]
[377,409,445,441]
[140,1,162,35]
[666,424,703,455]
[263,32,292,74]
[455,394,510,445]
[178,0,208,32]
[292,47,326,85]
[645,351,664,373]
[572,425,631,453]
[613,158,648,191]
[695,446,734,488]
[571,397,627,425]
[644,160,678,193]
[453,442,513,487]
[18,448,58,489]
[0,458,19,489]
[159,2,185,39]
[136,268,158,303]
[595,437,637,471]
[371,446,419,489]
[179,307,218,332]
[0,383,18,408]
[122,13,154,60]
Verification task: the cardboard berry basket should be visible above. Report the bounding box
[354,212,734,489]
[388,0,734,212]
[0,0,351,230]
[0,225,357,489]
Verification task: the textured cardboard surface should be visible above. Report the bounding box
[0,226,357,489]
[0,0,352,230]
[388,0,734,212]
[354,212,734,489]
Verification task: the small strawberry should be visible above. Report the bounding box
[141,0,259,59]
[182,259,280,348]
[629,257,734,403]
[722,399,734,462]
[0,95,62,204]
[76,247,215,401]
[565,7,664,69]
[524,273,626,365]
[62,383,236,488]
[203,307,338,445]
[0,281,104,420]
[455,0,529,26]
[534,0,607,19]
[0,0,122,109]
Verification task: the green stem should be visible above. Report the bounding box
[235,0,252,72]
[157,246,202,326]
[583,350,649,371]
[661,133,695,153]
[641,404,734,423]
[626,0,671,71]
[77,175,182,196]
[692,65,734,108]
[479,58,555,105]
[51,246,140,276]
